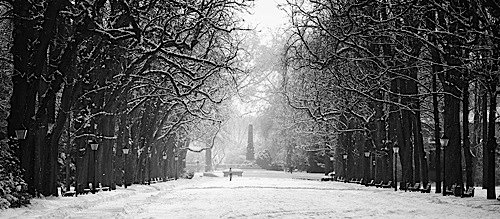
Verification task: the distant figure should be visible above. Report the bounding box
[229,168,233,181]
[289,166,293,174]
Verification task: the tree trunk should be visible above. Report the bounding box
[481,90,488,189]
[441,76,462,189]
[462,80,473,188]
[486,78,498,199]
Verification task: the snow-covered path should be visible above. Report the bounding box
[2,170,500,218]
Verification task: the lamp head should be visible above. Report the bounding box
[15,129,27,140]
[393,145,400,154]
[440,135,449,148]
[122,147,130,155]
[89,140,99,151]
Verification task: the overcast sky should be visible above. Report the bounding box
[243,0,288,41]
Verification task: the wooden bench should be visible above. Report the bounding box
[381,181,393,188]
[409,183,421,192]
[421,184,431,193]
[461,187,474,197]
[100,187,110,191]
[365,180,375,186]
[321,176,331,181]
[63,191,76,197]
[375,181,384,188]
[223,169,243,177]
[403,182,412,192]
[81,188,91,194]
[443,185,455,196]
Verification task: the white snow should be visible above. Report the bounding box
[2,170,500,218]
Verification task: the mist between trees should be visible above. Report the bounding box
[253,0,500,201]
[0,0,254,208]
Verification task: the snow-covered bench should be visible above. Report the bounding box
[421,184,431,193]
[462,187,474,197]
[223,169,243,177]
[63,191,76,197]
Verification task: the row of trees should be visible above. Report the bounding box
[255,0,500,200]
[0,0,253,206]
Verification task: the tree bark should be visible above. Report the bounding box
[486,77,498,199]
[481,89,488,189]
[462,79,473,188]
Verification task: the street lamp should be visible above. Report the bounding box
[440,135,449,196]
[342,153,348,183]
[393,145,399,191]
[174,155,179,180]
[162,153,167,182]
[372,160,376,181]
[329,156,334,181]
[364,151,370,185]
[122,147,129,189]
[90,140,99,194]
[148,152,152,185]
[15,129,27,140]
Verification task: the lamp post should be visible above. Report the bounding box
[174,155,179,180]
[90,141,99,194]
[148,152,152,185]
[393,145,399,191]
[122,147,129,189]
[364,151,370,185]
[440,135,449,196]
[15,129,28,140]
[342,153,348,183]
[372,159,376,182]
[162,153,167,181]
[329,156,334,181]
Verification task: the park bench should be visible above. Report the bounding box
[381,181,393,188]
[409,183,421,192]
[223,169,243,177]
[356,178,364,184]
[420,184,431,193]
[321,176,331,181]
[443,185,455,196]
[80,188,91,194]
[337,177,345,182]
[403,182,412,192]
[375,181,384,188]
[365,179,375,186]
[63,191,76,197]
[349,178,357,183]
[461,187,474,198]
[100,187,110,191]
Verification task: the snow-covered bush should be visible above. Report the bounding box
[0,139,30,209]
[255,150,272,169]
[182,171,195,179]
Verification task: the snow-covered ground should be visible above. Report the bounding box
[1,169,500,218]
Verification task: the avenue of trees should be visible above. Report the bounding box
[0,0,253,208]
[254,0,500,200]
